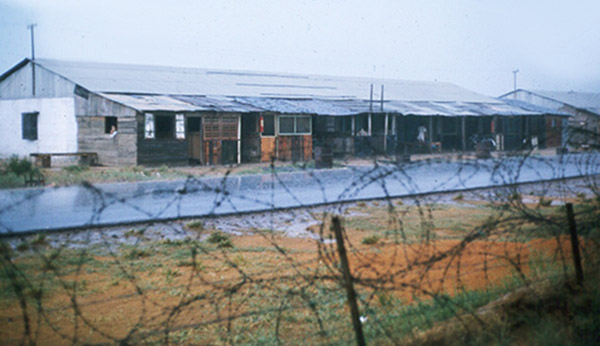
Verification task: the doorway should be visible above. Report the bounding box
[187,117,202,164]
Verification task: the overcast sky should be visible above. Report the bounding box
[1,0,599,97]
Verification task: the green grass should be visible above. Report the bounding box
[62,164,89,173]
[44,166,190,186]
[0,172,25,188]
[361,234,381,245]
[1,195,598,344]
[206,231,233,248]
[185,220,204,230]
[453,193,464,201]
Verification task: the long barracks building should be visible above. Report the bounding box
[0,58,568,166]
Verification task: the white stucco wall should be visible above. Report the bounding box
[0,97,77,158]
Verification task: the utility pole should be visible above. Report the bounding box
[28,23,37,96]
[27,23,37,60]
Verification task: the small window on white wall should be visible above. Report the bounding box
[175,114,185,139]
[22,112,39,140]
[145,113,155,139]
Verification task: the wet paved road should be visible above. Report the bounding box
[1,153,598,234]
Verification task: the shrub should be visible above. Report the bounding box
[123,248,150,260]
[31,233,48,247]
[207,231,233,248]
[0,173,23,189]
[6,155,33,176]
[185,220,204,230]
[1,156,44,188]
[362,234,381,245]
[16,242,30,252]
[508,192,522,201]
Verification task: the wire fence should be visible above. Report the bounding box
[1,150,599,345]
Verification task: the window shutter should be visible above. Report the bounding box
[175,114,185,139]
[145,113,155,139]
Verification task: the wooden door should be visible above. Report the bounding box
[187,117,202,164]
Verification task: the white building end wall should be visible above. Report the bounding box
[0,97,77,159]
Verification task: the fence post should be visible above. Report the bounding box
[565,203,584,285]
[331,216,366,346]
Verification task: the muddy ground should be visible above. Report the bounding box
[5,175,595,250]
[0,175,597,345]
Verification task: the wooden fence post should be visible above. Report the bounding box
[565,203,584,285]
[331,216,366,346]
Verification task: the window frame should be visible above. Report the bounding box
[278,115,312,135]
[154,114,175,140]
[22,112,39,141]
[261,114,275,137]
[104,116,118,134]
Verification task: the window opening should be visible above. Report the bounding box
[279,116,311,135]
[262,115,275,136]
[105,116,118,134]
[187,117,201,132]
[155,115,175,139]
[22,112,38,140]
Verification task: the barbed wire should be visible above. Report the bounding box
[0,147,599,345]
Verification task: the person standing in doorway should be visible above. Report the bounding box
[417,125,427,143]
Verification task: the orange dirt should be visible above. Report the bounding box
[0,230,573,345]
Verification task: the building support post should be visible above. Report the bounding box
[525,116,529,148]
[275,116,279,161]
[428,117,433,147]
[461,117,466,151]
[383,113,389,154]
[351,115,356,155]
[492,115,498,151]
[392,115,397,154]
[237,114,242,164]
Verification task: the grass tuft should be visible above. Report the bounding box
[362,234,381,245]
[538,198,552,207]
[185,220,205,230]
[207,231,233,248]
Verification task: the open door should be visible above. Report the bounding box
[241,113,261,163]
[187,117,202,164]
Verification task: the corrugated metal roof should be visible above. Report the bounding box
[172,95,263,113]
[0,58,560,117]
[501,98,571,116]
[100,94,202,112]
[33,58,500,103]
[383,100,541,116]
[98,93,556,117]
[233,97,367,115]
[529,90,600,115]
